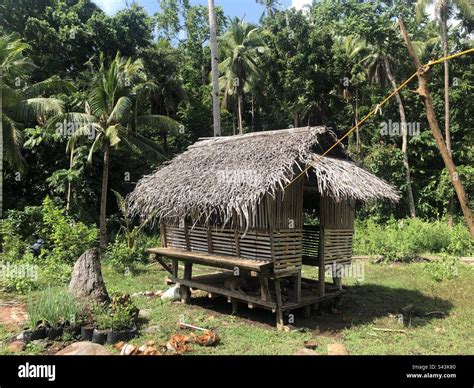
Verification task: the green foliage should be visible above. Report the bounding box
[104,238,139,274]
[41,197,99,263]
[424,255,460,282]
[91,293,139,330]
[354,218,473,261]
[27,287,84,328]
[0,198,98,292]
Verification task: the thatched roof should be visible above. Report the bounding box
[128,126,399,225]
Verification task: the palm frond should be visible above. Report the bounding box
[23,76,76,98]
[16,98,64,123]
[2,113,26,171]
[136,115,180,134]
[108,96,132,125]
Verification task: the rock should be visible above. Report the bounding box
[139,309,151,319]
[161,285,180,301]
[295,348,318,355]
[303,341,319,350]
[327,343,349,355]
[68,249,109,304]
[120,344,138,356]
[8,340,26,353]
[55,342,112,356]
[143,325,161,334]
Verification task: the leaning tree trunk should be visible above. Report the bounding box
[384,57,416,218]
[99,140,110,250]
[398,16,474,238]
[69,248,109,304]
[208,0,221,137]
[441,11,455,227]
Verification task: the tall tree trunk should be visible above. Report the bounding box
[354,90,360,152]
[398,16,474,238]
[99,140,110,250]
[66,146,74,213]
[384,57,416,218]
[0,70,3,220]
[441,10,454,226]
[237,92,243,135]
[208,0,221,137]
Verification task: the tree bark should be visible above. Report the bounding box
[99,140,110,250]
[237,92,243,135]
[384,57,416,218]
[354,90,360,152]
[398,16,474,238]
[0,69,3,220]
[208,0,221,137]
[66,146,74,213]
[68,248,109,304]
[441,9,454,227]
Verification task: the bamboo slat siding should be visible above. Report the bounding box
[164,225,273,261]
[303,225,320,258]
[320,196,355,229]
[323,229,353,265]
[272,229,303,276]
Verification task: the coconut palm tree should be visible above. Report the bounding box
[362,41,417,217]
[416,0,472,225]
[50,52,179,248]
[219,17,266,135]
[1,33,69,217]
[208,0,221,137]
[256,0,280,20]
[332,35,367,151]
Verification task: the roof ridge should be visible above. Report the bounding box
[189,126,327,149]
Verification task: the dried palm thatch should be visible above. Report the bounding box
[128,126,399,227]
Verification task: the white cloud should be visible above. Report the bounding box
[93,0,127,15]
[291,0,311,10]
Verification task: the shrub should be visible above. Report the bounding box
[354,217,473,261]
[41,197,99,263]
[424,255,459,282]
[27,287,84,328]
[104,238,139,274]
[0,197,98,292]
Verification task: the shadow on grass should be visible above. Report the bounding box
[186,284,453,333]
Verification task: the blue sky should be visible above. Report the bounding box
[93,0,312,22]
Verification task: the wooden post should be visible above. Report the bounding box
[293,271,302,303]
[160,223,167,248]
[318,227,325,297]
[172,259,178,278]
[274,278,285,330]
[180,262,193,304]
[258,275,272,302]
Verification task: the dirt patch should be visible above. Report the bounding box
[0,300,28,330]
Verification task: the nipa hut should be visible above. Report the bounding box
[128,126,399,329]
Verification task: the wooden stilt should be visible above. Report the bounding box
[318,227,326,297]
[258,275,272,302]
[180,262,193,304]
[303,305,311,319]
[274,278,284,330]
[293,271,302,303]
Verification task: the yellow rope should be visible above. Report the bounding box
[283,47,474,190]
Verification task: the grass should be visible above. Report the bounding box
[1,260,473,355]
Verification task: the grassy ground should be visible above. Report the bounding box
[1,260,473,355]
